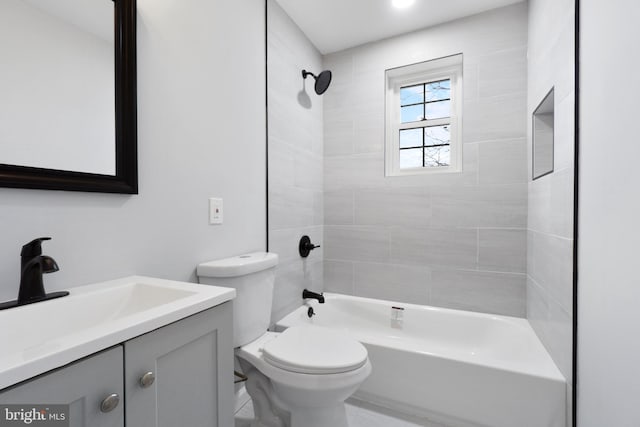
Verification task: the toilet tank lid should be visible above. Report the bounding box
[197,252,278,278]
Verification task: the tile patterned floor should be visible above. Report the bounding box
[235,398,449,427]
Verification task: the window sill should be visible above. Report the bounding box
[385,165,462,177]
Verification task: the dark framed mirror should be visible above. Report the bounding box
[0,0,137,194]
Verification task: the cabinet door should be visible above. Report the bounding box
[0,346,124,427]
[125,303,233,427]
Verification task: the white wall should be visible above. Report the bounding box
[0,0,266,302]
[579,0,640,425]
[526,0,575,424]
[322,4,529,317]
[267,0,324,324]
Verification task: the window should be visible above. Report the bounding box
[385,54,463,176]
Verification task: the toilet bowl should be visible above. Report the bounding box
[238,326,371,427]
[197,252,371,427]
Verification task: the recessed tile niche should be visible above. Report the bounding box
[532,88,554,180]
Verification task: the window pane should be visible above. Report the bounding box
[400,84,423,106]
[425,100,450,119]
[425,125,450,146]
[400,128,422,148]
[426,79,450,102]
[400,148,423,169]
[401,104,424,123]
[424,145,450,167]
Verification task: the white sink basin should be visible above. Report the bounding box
[0,276,235,390]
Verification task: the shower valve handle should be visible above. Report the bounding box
[299,235,320,258]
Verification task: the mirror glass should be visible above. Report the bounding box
[533,88,555,180]
[0,0,115,175]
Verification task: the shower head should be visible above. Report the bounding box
[302,69,332,95]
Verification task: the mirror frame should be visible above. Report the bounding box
[0,0,138,194]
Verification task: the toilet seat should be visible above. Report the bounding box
[236,327,372,392]
[262,324,367,374]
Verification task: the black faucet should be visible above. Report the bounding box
[0,237,68,310]
[302,289,325,304]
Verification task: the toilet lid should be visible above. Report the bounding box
[262,324,368,374]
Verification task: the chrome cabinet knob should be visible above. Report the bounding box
[100,393,120,413]
[139,371,155,388]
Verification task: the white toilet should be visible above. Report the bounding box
[197,252,371,427]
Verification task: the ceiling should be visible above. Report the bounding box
[275,0,525,54]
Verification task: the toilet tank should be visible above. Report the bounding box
[197,252,278,347]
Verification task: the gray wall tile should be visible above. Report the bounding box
[269,228,306,263]
[479,228,527,273]
[527,0,575,412]
[269,186,317,230]
[548,169,574,238]
[464,62,479,101]
[324,189,354,225]
[553,93,575,172]
[323,153,386,192]
[390,227,478,269]
[528,230,573,314]
[354,187,431,227]
[528,168,574,239]
[526,276,549,339]
[527,175,551,233]
[463,93,527,143]
[323,260,354,295]
[478,139,528,185]
[267,1,324,324]
[430,269,526,317]
[324,225,389,263]
[566,384,573,427]
[271,257,324,324]
[324,118,354,157]
[431,184,528,228]
[268,138,295,189]
[270,4,532,325]
[294,150,323,191]
[546,297,572,382]
[526,276,572,383]
[321,4,528,317]
[353,110,385,155]
[475,47,528,99]
[353,262,430,305]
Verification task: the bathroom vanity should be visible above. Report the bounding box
[0,276,235,427]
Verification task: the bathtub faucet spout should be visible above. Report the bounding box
[302,289,325,303]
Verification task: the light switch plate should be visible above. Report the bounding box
[209,198,223,225]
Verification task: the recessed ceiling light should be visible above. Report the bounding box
[392,0,415,9]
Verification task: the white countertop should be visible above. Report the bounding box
[0,276,235,390]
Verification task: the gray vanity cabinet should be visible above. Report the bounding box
[124,302,234,427]
[0,346,125,427]
[0,302,234,427]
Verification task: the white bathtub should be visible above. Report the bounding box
[275,293,566,427]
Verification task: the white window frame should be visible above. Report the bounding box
[385,54,463,176]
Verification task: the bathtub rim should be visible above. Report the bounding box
[276,292,566,384]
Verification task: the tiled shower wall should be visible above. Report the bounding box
[322,4,529,317]
[526,0,575,423]
[267,0,324,324]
